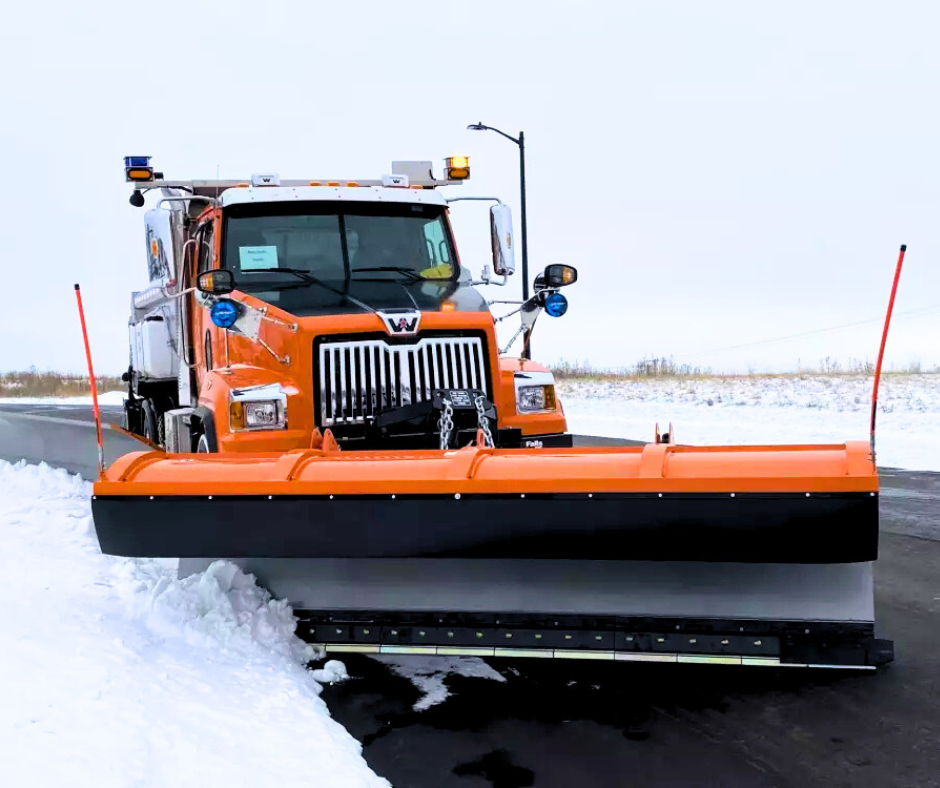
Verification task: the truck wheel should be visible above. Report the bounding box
[196,432,211,453]
[141,399,160,446]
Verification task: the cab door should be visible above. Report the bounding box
[191,218,220,390]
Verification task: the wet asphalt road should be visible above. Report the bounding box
[1,403,938,787]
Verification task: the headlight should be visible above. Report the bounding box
[229,384,288,431]
[516,384,557,413]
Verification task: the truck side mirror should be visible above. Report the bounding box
[196,270,234,295]
[489,204,515,277]
[543,264,578,288]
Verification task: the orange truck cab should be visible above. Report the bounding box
[122,158,577,454]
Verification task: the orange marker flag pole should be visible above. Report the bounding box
[74,284,105,477]
[869,244,907,463]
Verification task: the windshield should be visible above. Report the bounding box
[222,202,457,287]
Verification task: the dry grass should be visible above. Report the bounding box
[0,370,124,398]
[550,356,940,382]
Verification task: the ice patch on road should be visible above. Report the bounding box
[372,655,506,711]
[0,459,388,788]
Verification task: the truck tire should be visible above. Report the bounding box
[141,399,160,446]
[191,407,219,453]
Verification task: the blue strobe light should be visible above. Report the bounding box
[544,291,569,317]
[210,299,240,328]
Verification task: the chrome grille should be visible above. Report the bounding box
[318,336,489,426]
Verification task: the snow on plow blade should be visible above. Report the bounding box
[92,441,892,668]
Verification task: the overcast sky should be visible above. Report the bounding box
[2,0,938,374]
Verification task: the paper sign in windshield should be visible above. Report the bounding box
[239,245,279,270]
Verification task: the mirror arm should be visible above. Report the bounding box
[500,323,527,355]
[471,273,509,287]
[494,307,523,323]
[491,288,552,323]
[163,285,198,301]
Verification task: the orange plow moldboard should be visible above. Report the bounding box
[91,441,879,563]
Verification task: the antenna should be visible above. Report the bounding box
[74,284,105,477]
[869,244,907,462]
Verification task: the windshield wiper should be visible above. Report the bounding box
[350,266,426,282]
[238,267,321,284]
[238,268,377,314]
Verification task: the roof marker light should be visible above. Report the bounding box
[125,168,154,182]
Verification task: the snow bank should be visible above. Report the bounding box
[0,460,387,788]
[372,655,506,712]
[112,558,318,666]
[559,375,940,471]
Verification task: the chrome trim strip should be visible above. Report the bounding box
[357,345,366,420]
[389,343,398,409]
[459,341,469,388]
[615,653,679,663]
[338,346,347,423]
[379,342,387,411]
[421,343,431,400]
[400,346,410,405]
[741,657,781,667]
[678,655,743,665]
[436,646,497,657]
[379,645,438,655]
[319,344,328,422]
[313,643,877,669]
[554,649,616,660]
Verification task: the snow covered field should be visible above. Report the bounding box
[0,390,127,406]
[0,460,389,788]
[2,374,938,470]
[558,374,940,472]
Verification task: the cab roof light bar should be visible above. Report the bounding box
[123,157,468,197]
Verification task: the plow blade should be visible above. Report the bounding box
[92,441,878,563]
[92,440,890,668]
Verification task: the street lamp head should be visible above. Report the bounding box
[467,122,487,131]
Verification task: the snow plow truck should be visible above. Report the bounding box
[90,155,893,669]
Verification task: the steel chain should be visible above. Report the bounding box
[475,395,495,448]
[438,398,454,450]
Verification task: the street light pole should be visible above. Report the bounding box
[518,130,528,304]
[467,122,531,357]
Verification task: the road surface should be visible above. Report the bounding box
[0,401,937,787]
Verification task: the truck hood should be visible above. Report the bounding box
[236,278,488,317]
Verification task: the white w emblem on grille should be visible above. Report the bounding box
[378,310,421,336]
